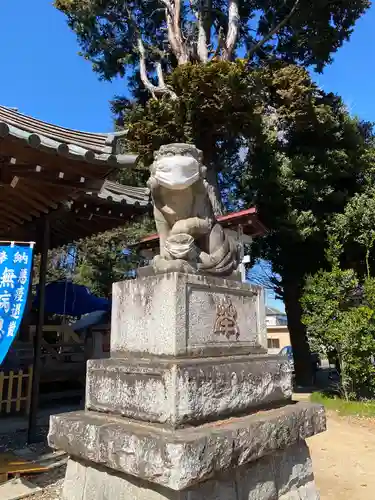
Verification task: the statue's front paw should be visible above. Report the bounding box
[153,255,197,274]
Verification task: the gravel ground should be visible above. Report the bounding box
[0,425,65,499]
[28,480,64,500]
[21,477,64,500]
[309,411,375,500]
[0,426,49,454]
[23,470,65,500]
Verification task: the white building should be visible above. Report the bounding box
[266,307,290,354]
[265,306,288,327]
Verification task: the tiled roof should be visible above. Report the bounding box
[266,306,285,316]
[95,180,150,207]
[0,106,144,246]
[0,106,137,167]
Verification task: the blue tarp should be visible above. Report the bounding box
[33,281,111,317]
[71,310,109,331]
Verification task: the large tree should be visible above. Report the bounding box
[238,68,375,385]
[56,0,369,209]
[56,0,370,385]
[56,0,368,76]
[120,64,374,385]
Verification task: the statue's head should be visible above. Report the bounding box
[150,144,206,191]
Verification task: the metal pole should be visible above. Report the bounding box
[28,218,50,443]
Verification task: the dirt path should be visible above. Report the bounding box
[308,412,375,499]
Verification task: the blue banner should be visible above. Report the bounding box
[0,244,34,365]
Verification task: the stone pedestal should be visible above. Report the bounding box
[48,273,325,499]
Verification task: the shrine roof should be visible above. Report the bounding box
[137,207,267,251]
[93,181,150,207]
[0,106,135,167]
[0,106,145,246]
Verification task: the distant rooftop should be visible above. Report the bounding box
[266,306,286,316]
[136,208,267,251]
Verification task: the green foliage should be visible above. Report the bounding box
[117,61,374,268]
[34,218,154,298]
[119,61,374,213]
[302,229,375,400]
[310,392,375,417]
[55,0,369,77]
[240,67,374,282]
[116,61,261,170]
[116,60,375,387]
[330,191,375,277]
[71,222,152,297]
[55,0,370,385]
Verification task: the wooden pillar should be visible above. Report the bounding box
[28,218,50,443]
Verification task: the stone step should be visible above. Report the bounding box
[85,354,292,428]
[48,402,326,492]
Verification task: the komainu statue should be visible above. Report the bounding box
[147,143,239,276]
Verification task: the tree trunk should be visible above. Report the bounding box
[283,279,314,387]
[205,165,223,216]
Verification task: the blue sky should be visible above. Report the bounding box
[1,2,373,131]
[1,1,373,312]
[0,1,126,131]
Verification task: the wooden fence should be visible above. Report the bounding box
[27,324,86,365]
[0,366,33,415]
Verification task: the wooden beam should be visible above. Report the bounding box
[0,166,105,191]
[0,137,110,178]
[0,202,32,222]
[0,164,41,174]
[10,185,50,214]
[0,208,24,225]
[50,224,74,241]
[73,219,101,235]
[72,200,147,218]
[18,179,59,209]
[20,177,104,191]
[51,219,83,241]
[52,225,80,241]
[72,206,131,220]
[0,193,39,218]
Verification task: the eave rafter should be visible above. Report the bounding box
[0,105,153,246]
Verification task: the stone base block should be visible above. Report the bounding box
[49,402,325,491]
[137,265,243,282]
[86,354,292,427]
[62,440,319,500]
[111,272,267,357]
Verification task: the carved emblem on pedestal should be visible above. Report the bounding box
[214,298,240,340]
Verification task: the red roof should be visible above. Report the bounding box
[138,208,266,250]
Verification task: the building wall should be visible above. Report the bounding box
[267,325,291,355]
[266,315,288,327]
[266,316,278,327]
